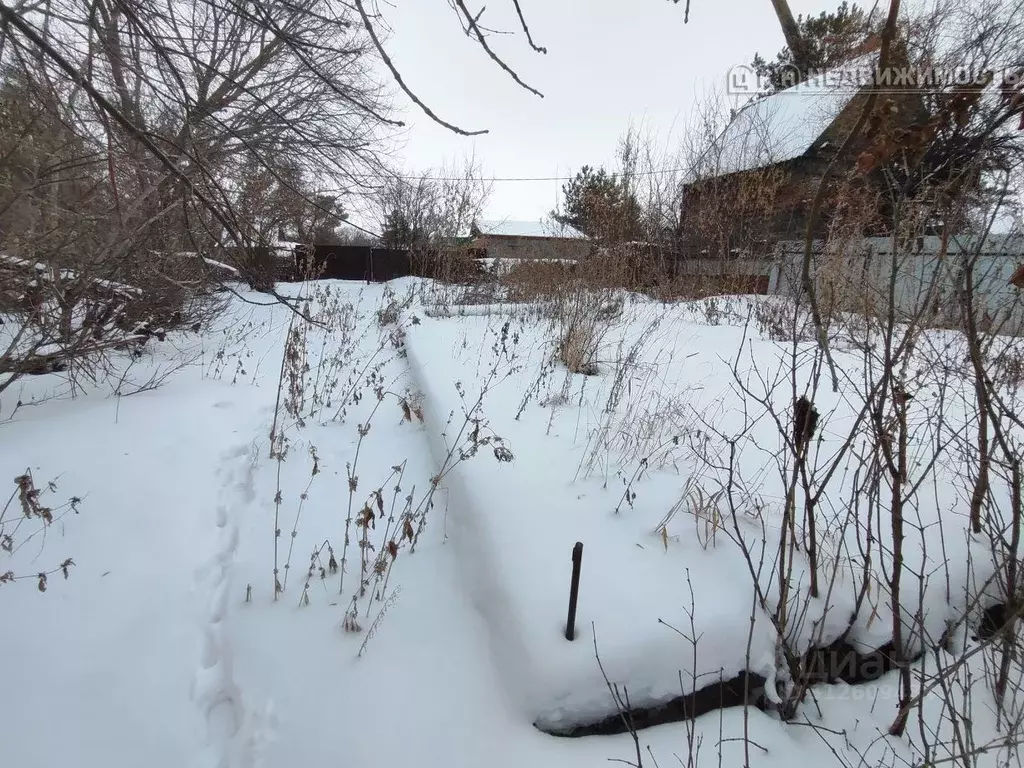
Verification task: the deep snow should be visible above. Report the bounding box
[1,279,1019,768]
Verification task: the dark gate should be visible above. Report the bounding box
[293,245,414,282]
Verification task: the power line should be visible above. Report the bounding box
[324,165,694,187]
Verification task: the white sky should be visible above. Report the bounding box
[370,0,828,224]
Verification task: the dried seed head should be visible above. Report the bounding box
[493,445,514,463]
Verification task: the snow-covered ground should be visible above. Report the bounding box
[1,279,1020,768]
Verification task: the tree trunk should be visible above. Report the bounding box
[769,0,809,71]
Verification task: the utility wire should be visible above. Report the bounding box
[324,165,694,186]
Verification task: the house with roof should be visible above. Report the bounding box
[678,51,924,257]
[671,52,1024,311]
[468,218,590,263]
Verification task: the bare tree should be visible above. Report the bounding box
[0,0,548,266]
[0,0,537,392]
[0,59,224,399]
[372,156,491,281]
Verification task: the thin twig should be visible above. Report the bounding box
[353,0,487,136]
[510,0,546,53]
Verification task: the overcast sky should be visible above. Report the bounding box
[368,0,830,224]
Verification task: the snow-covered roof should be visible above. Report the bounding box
[713,53,878,176]
[473,218,587,240]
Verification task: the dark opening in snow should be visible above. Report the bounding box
[535,638,909,738]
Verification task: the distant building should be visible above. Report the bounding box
[468,218,590,263]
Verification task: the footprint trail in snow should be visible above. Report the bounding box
[193,441,275,768]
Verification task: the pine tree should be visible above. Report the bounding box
[553,165,641,242]
[380,209,421,249]
[750,2,880,93]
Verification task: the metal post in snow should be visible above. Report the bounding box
[565,541,583,641]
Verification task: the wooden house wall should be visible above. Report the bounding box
[480,235,590,263]
[678,87,925,251]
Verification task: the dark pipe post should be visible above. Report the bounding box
[566,541,583,641]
